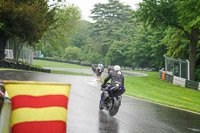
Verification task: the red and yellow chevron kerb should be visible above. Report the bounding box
[4,81,71,133]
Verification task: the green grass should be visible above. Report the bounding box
[0,68,14,70]
[33,60,90,69]
[123,71,200,113]
[33,59,92,76]
[51,70,92,76]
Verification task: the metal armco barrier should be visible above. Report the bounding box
[165,74,173,83]
[185,80,199,90]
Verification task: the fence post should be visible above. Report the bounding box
[179,59,181,77]
[164,55,167,74]
[186,60,190,80]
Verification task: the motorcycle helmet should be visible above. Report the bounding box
[113,65,121,71]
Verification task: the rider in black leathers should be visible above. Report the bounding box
[107,65,113,74]
[101,65,124,91]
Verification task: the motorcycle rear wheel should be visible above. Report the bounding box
[109,97,120,116]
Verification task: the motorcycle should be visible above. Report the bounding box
[99,83,125,116]
[96,67,102,76]
[92,65,96,74]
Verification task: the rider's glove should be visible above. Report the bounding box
[101,84,106,88]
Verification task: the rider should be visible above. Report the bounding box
[107,65,113,74]
[97,62,104,72]
[101,65,124,92]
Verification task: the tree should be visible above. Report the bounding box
[106,40,130,66]
[90,0,133,36]
[36,5,81,58]
[62,46,81,61]
[7,37,24,61]
[0,0,55,60]
[89,0,133,61]
[80,45,103,64]
[131,25,167,69]
[161,27,189,59]
[68,20,91,48]
[134,0,200,80]
[105,22,136,66]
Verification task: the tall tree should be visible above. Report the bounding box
[161,27,189,59]
[62,46,81,61]
[90,0,133,58]
[0,0,55,60]
[105,22,136,66]
[134,0,200,80]
[68,20,91,48]
[37,5,81,57]
[90,0,132,36]
[131,25,167,69]
[36,5,81,58]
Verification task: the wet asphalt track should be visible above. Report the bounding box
[0,69,200,133]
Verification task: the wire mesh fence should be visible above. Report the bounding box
[19,45,34,64]
[5,38,33,64]
[34,51,41,58]
[164,55,190,80]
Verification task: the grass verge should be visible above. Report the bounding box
[33,60,90,69]
[33,59,92,76]
[0,68,14,70]
[124,71,200,113]
[51,70,92,76]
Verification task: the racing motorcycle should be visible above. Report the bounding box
[96,67,102,76]
[99,83,125,116]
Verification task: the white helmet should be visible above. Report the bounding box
[113,65,121,71]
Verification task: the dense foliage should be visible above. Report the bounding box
[35,5,81,58]
[2,0,200,81]
[0,0,56,60]
[134,0,200,80]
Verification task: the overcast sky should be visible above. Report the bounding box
[63,0,142,22]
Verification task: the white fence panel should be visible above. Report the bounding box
[173,76,186,87]
[4,49,13,59]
